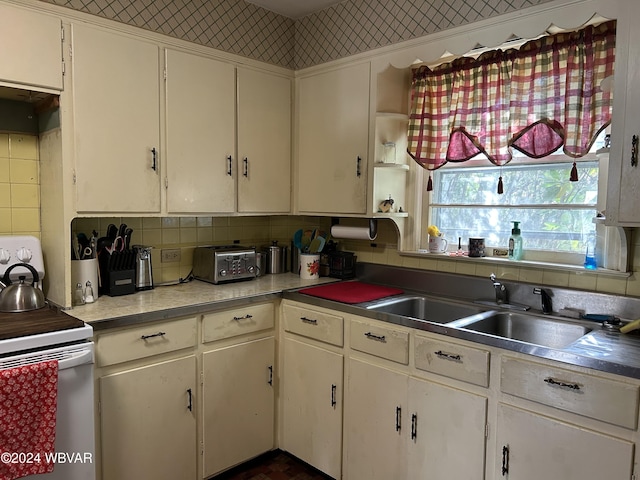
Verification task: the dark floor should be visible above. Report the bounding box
[214,450,332,480]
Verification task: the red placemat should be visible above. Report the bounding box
[298,281,404,304]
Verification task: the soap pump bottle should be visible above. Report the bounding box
[508,221,523,260]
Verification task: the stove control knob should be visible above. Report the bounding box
[17,247,32,263]
[0,249,10,264]
[247,265,256,274]
[219,269,227,277]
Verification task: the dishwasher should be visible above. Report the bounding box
[0,324,95,480]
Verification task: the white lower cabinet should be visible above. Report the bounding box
[100,355,197,480]
[202,336,275,477]
[407,377,487,479]
[345,357,488,480]
[345,358,408,480]
[495,403,634,480]
[282,337,343,479]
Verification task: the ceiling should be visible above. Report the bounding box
[245,0,345,18]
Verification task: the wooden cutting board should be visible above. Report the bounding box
[0,306,85,341]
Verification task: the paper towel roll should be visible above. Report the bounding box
[331,225,377,241]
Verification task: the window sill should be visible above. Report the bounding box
[406,250,631,277]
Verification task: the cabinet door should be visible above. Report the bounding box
[238,67,291,213]
[298,63,370,214]
[202,337,275,477]
[345,357,408,480]
[0,4,62,90]
[407,377,487,480]
[495,403,634,480]
[282,337,343,479]
[606,1,640,225]
[99,355,197,480]
[165,49,236,213]
[72,24,161,213]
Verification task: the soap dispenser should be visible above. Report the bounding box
[508,221,523,260]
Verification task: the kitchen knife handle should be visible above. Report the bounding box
[151,147,158,172]
[227,155,233,176]
[243,157,249,177]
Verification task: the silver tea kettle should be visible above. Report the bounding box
[0,263,46,313]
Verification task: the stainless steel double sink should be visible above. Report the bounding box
[361,294,593,349]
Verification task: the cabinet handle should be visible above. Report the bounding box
[227,155,233,176]
[140,331,166,340]
[233,314,253,321]
[243,157,249,177]
[411,413,417,441]
[268,365,273,386]
[632,135,638,167]
[544,377,581,391]
[151,147,158,172]
[300,316,318,325]
[395,406,402,432]
[331,384,337,408]
[434,350,461,361]
[187,388,193,412]
[356,156,362,177]
[501,445,509,476]
[365,332,386,342]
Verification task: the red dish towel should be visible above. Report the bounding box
[299,281,404,304]
[0,360,58,480]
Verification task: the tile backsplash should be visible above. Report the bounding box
[0,133,40,237]
[72,215,332,284]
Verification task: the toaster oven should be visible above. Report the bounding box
[193,245,257,284]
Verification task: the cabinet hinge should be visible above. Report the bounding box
[485,423,489,438]
[164,177,169,189]
[62,62,65,76]
[61,25,64,42]
[72,170,77,185]
[200,371,204,386]
[163,68,167,81]
[200,440,204,456]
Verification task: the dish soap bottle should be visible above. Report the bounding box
[508,221,523,260]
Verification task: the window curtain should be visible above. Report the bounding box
[407,20,616,191]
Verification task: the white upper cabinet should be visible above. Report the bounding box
[297,62,370,214]
[237,67,291,213]
[165,49,236,214]
[606,0,640,226]
[0,3,62,90]
[71,23,161,213]
[165,51,291,214]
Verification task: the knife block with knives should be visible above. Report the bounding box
[98,249,136,296]
[97,223,136,296]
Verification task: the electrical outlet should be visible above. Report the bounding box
[161,248,181,263]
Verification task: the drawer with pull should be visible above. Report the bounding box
[501,356,640,429]
[350,319,409,364]
[282,303,344,346]
[202,302,274,343]
[96,316,198,367]
[415,334,490,387]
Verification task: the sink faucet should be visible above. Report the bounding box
[533,287,553,314]
[490,273,508,304]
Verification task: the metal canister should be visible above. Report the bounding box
[262,241,288,274]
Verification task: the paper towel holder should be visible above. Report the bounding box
[331,218,378,240]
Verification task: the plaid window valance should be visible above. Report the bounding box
[407,20,616,190]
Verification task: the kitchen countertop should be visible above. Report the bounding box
[65,274,337,330]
